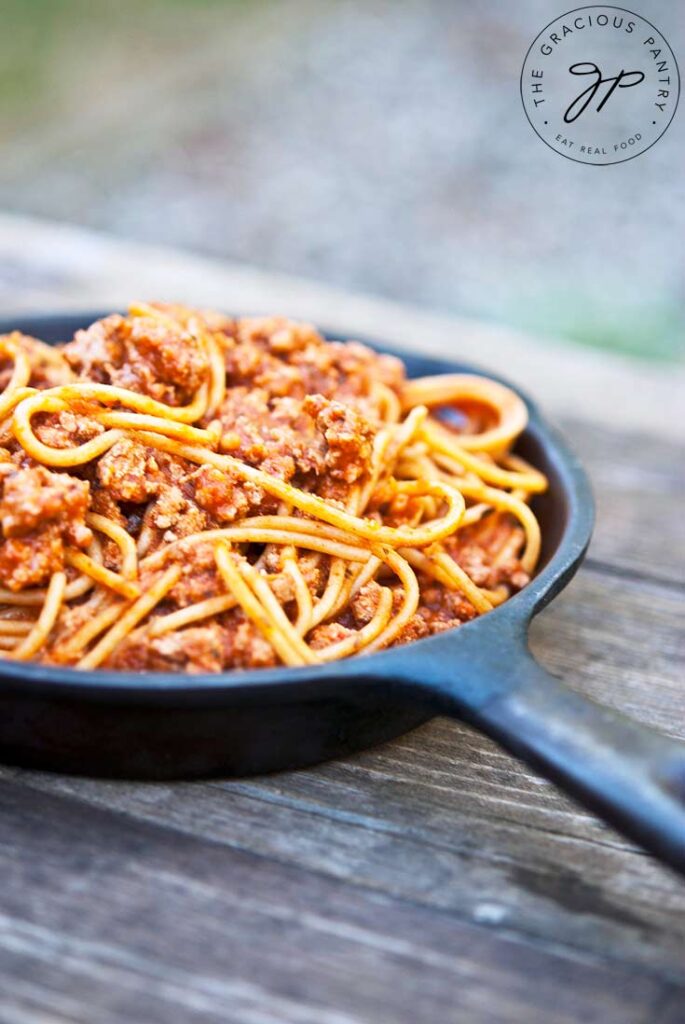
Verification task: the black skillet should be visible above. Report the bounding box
[1,312,685,875]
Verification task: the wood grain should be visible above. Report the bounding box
[560,418,685,586]
[0,780,678,1024]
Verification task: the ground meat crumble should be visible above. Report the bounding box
[0,465,91,590]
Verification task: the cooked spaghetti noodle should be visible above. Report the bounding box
[0,305,546,671]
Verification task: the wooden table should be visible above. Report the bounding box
[0,215,683,1024]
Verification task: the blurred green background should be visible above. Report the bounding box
[0,0,682,361]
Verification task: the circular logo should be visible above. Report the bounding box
[520,6,680,164]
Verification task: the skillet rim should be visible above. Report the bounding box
[0,310,594,701]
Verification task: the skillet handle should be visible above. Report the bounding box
[450,650,685,874]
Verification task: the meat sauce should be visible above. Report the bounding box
[0,310,529,671]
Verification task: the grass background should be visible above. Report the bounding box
[0,0,682,361]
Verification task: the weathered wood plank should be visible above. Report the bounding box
[10,747,684,982]
[530,567,684,735]
[560,418,685,585]
[0,780,676,1024]
[4,567,684,983]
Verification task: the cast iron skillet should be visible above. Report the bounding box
[1,312,685,875]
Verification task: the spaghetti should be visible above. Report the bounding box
[0,305,546,672]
